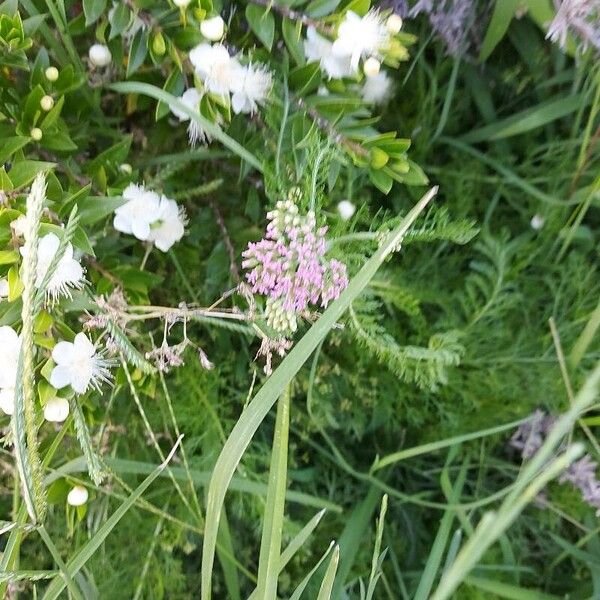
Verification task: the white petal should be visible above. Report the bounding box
[131,219,152,241]
[52,341,75,365]
[50,364,73,389]
[0,388,15,415]
[74,333,96,358]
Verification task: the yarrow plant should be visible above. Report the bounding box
[242,197,349,333]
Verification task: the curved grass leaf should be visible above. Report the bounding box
[200,187,438,600]
[108,81,263,173]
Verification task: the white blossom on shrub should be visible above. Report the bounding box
[113,183,161,240]
[231,63,273,115]
[147,196,187,252]
[303,27,353,79]
[50,333,112,395]
[200,15,225,41]
[189,43,239,96]
[88,43,112,67]
[114,183,186,250]
[332,11,390,70]
[361,71,393,104]
[170,88,212,145]
[20,233,85,301]
[0,326,21,416]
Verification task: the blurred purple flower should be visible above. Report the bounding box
[410,0,476,55]
[560,454,600,515]
[510,409,556,459]
[546,0,600,54]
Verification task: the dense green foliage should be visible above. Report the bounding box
[0,0,599,598]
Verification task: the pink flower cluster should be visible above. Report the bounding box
[242,199,348,331]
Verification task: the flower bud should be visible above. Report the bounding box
[40,95,54,111]
[119,163,133,174]
[363,57,381,77]
[337,200,356,221]
[152,31,166,56]
[45,66,59,81]
[43,397,69,422]
[67,485,89,506]
[89,43,112,68]
[173,0,191,6]
[530,214,545,230]
[30,127,43,141]
[386,14,403,34]
[200,16,225,41]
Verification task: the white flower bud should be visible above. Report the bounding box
[119,163,133,174]
[173,0,191,6]
[0,278,8,298]
[89,43,112,68]
[43,397,69,422]
[337,200,356,221]
[530,214,545,230]
[386,14,403,34]
[363,57,381,77]
[30,127,43,141]
[45,66,59,81]
[67,485,89,506]
[40,95,54,111]
[200,16,225,41]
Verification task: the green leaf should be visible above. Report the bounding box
[306,0,341,18]
[369,168,393,194]
[41,437,183,600]
[245,4,275,50]
[466,576,561,600]
[156,69,185,120]
[0,136,30,164]
[256,388,290,600]
[108,2,130,39]
[0,250,20,265]
[83,0,106,26]
[8,160,55,189]
[370,147,389,169]
[127,28,149,77]
[282,18,305,66]
[317,545,340,600]
[478,0,520,61]
[199,188,438,600]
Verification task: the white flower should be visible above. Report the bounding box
[303,27,354,79]
[363,56,381,77]
[337,200,356,221]
[189,43,239,96]
[230,63,272,115]
[530,214,545,230]
[170,88,212,145]
[361,71,393,104]
[147,196,187,252]
[332,11,390,70]
[88,44,112,67]
[173,0,191,6]
[201,15,225,41]
[20,233,85,301]
[67,485,89,506]
[386,13,403,34]
[43,397,69,422]
[113,183,161,240]
[50,333,112,395]
[0,326,20,416]
[0,278,8,299]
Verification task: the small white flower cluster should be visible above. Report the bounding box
[113,183,186,251]
[304,11,402,105]
[170,37,272,145]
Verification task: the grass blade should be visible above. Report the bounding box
[41,436,183,600]
[108,81,264,173]
[465,576,561,600]
[256,386,291,600]
[317,544,340,600]
[200,187,438,600]
[289,542,335,600]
